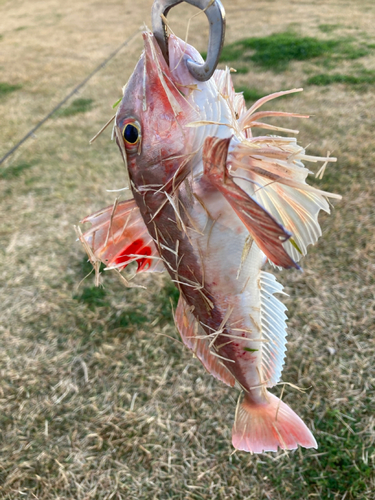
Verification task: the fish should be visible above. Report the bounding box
[79,29,341,453]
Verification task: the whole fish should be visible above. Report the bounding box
[79,30,341,453]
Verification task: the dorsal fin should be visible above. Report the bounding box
[81,199,164,273]
[175,296,236,387]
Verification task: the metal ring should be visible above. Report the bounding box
[151,0,226,82]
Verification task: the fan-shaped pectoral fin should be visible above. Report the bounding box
[80,199,164,273]
[202,136,299,269]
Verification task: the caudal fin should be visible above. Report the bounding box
[232,391,317,453]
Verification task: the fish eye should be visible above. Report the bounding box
[123,122,140,145]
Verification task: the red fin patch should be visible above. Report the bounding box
[232,391,317,453]
[203,136,299,270]
[81,199,164,273]
[175,296,236,387]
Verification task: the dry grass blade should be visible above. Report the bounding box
[89,114,116,144]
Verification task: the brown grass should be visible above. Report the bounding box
[0,0,374,498]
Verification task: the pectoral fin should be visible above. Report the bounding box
[175,296,236,387]
[203,136,299,269]
[81,199,164,273]
[227,137,341,262]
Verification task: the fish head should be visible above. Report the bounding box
[115,31,200,190]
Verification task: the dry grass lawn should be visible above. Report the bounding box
[0,0,374,498]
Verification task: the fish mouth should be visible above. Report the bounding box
[142,29,170,74]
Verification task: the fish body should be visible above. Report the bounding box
[80,30,341,453]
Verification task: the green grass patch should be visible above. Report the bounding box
[231,66,249,74]
[219,32,372,72]
[0,162,33,179]
[318,24,341,33]
[80,257,106,277]
[307,69,375,86]
[55,98,93,117]
[74,286,109,309]
[306,410,374,496]
[304,411,375,498]
[266,409,374,499]
[0,81,22,97]
[110,308,148,329]
[153,280,180,324]
[235,85,296,104]
[235,86,265,103]
[220,32,338,71]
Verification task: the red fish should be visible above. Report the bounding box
[79,30,341,453]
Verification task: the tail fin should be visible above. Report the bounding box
[232,391,317,453]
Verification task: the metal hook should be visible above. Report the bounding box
[151,0,226,82]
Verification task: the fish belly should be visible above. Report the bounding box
[132,167,267,398]
[183,178,268,396]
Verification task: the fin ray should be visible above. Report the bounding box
[203,136,299,269]
[229,138,341,262]
[232,391,317,453]
[259,271,288,386]
[81,199,164,273]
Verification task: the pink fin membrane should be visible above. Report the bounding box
[175,297,236,387]
[232,391,317,453]
[81,199,164,273]
[203,136,299,270]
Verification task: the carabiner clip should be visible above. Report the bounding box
[151,0,226,82]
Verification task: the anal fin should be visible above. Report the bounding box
[175,296,236,387]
